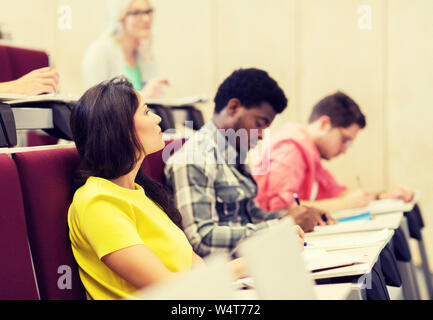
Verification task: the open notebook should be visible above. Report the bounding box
[302,249,366,272]
[311,212,403,236]
[304,228,393,250]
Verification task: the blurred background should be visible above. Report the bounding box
[1,0,432,268]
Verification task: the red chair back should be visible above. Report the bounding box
[0,154,39,299]
[26,131,59,147]
[0,46,14,82]
[0,45,49,81]
[141,139,185,184]
[13,148,86,300]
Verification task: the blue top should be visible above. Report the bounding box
[124,64,143,91]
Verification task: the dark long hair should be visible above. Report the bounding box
[70,77,182,228]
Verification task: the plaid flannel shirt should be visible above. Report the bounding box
[164,121,285,257]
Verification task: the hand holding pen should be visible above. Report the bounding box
[292,193,337,227]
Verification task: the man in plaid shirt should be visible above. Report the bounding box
[164,68,324,257]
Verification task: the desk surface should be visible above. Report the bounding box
[304,211,402,281]
[233,211,405,297]
[309,230,394,280]
[235,283,359,300]
[309,211,403,236]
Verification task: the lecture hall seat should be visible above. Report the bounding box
[13,148,86,300]
[10,139,185,299]
[0,154,39,299]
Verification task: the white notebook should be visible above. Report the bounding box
[331,194,418,220]
[311,212,403,235]
[305,229,393,250]
[302,249,366,272]
[0,93,78,104]
[233,249,365,290]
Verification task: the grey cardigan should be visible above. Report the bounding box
[81,34,157,91]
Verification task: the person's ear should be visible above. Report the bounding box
[225,98,243,117]
[318,115,332,132]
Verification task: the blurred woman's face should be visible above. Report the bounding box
[122,0,153,39]
[133,92,165,157]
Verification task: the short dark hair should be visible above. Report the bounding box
[308,91,366,129]
[213,68,288,114]
[70,77,182,228]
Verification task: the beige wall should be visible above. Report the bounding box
[1,0,432,267]
[0,0,57,52]
[297,0,386,193]
[386,0,433,265]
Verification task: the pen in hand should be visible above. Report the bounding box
[293,193,301,206]
[294,193,329,227]
[293,193,307,246]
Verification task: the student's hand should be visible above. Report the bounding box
[316,211,337,226]
[8,67,59,95]
[286,205,321,233]
[343,188,372,208]
[229,257,248,279]
[379,185,414,202]
[141,77,169,99]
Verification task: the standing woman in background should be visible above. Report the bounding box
[82,0,168,98]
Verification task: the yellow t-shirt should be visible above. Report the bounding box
[68,176,193,300]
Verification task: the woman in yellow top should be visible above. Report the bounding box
[68,77,245,299]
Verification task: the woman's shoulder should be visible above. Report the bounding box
[72,177,125,208]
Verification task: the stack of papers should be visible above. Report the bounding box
[0,93,78,105]
[311,212,403,235]
[305,229,393,250]
[302,249,366,272]
[0,93,28,101]
[233,248,367,290]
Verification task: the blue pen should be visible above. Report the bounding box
[338,212,372,223]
